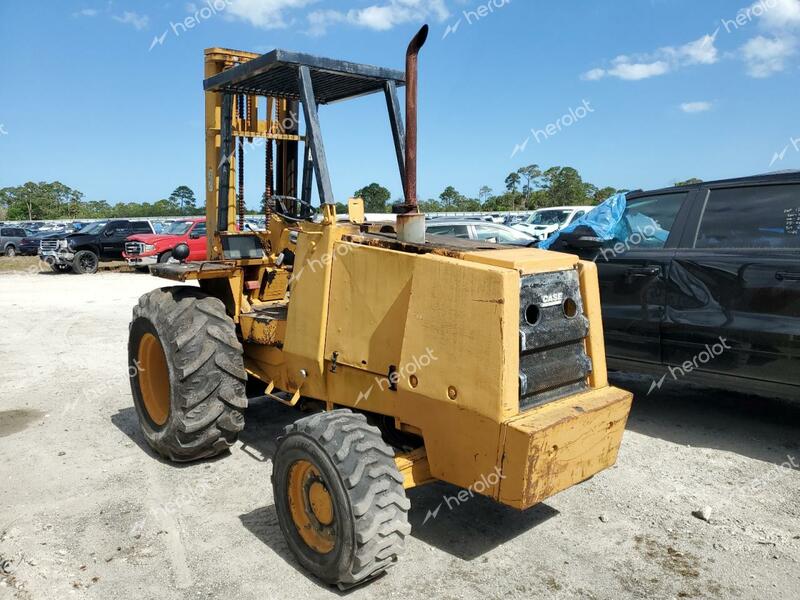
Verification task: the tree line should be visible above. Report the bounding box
[351,164,624,214]
[1,168,702,221]
[0,183,203,221]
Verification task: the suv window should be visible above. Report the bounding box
[428,225,469,238]
[14,228,26,237]
[132,222,152,233]
[1,228,11,236]
[696,185,800,249]
[193,223,207,236]
[606,193,687,251]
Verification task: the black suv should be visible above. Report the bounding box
[39,219,154,274]
[562,172,799,400]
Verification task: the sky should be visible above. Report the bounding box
[2,0,800,209]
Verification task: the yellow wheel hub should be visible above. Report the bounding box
[287,460,336,554]
[138,333,171,427]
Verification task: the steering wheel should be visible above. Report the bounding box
[268,195,318,223]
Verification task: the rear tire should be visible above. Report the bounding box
[272,410,410,589]
[5,246,17,257]
[73,250,99,274]
[128,287,247,462]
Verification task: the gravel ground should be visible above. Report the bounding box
[1,268,798,600]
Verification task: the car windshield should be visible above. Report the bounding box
[164,222,193,235]
[78,222,107,235]
[528,210,572,226]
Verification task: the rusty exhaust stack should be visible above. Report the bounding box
[396,24,429,244]
[404,24,428,210]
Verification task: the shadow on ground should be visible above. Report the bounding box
[239,489,557,594]
[615,372,800,467]
[406,482,558,560]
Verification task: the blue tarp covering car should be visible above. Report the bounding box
[539,193,627,250]
[539,192,674,251]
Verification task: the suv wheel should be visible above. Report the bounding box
[73,250,99,274]
[5,246,17,257]
[158,251,174,264]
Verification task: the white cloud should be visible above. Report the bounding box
[228,0,318,29]
[308,0,449,35]
[675,33,719,65]
[755,0,800,30]
[581,68,606,81]
[741,34,796,76]
[582,33,718,81]
[680,101,713,113]
[75,8,99,17]
[608,59,670,80]
[113,11,149,30]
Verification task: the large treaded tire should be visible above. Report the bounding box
[272,410,411,589]
[128,287,247,462]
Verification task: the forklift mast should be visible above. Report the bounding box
[204,48,303,260]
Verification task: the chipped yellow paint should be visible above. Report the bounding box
[497,386,632,509]
[462,247,578,275]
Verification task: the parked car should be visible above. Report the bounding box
[19,231,51,256]
[426,220,537,246]
[513,206,593,241]
[123,218,207,268]
[39,219,155,274]
[0,226,28,257]
[547,173,800,399]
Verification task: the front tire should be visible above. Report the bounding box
[272,410,411,589]
[158,251,174,264]
[128,287,247,462]
[73,250,99,274]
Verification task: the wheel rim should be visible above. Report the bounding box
[137,333,170,426]
[287,460,336,554]
[81,254,97,271]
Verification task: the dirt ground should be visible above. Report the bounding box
[1,266,798,600]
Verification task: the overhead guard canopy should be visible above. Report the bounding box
[203,49,406,104]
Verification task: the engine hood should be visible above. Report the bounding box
[126,234,182,245]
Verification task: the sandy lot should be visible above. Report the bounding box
[1,265,798,600]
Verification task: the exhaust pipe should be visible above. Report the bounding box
[404,24,428,210]
[397,24,429,244]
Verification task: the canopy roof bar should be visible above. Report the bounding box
[204,49,405,104]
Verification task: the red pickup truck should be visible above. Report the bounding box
[123,218,207,267]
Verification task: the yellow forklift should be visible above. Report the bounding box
[128,26,633,588]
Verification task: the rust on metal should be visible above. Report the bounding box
[402,24,429,211]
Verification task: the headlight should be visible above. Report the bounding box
[144,244,156,252]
